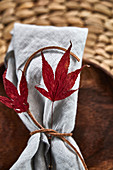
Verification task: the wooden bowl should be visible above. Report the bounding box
[0,64,30,170]
[73,60,113,170]
[0,59,113,170]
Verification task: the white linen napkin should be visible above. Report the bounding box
[5,23,88,170]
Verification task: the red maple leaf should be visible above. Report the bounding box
[35,42,85,102]
[0,70,29,113]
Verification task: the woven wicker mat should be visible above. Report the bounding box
[0,0,113,75]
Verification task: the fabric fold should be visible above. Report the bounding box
[5,23,88,170]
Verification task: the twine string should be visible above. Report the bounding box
[30,128,88,170]
[30,128,72,137]
[23,46,80,75]
[24,47,87,169]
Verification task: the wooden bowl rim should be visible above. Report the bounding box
[83,59,113,80]
[0,59,112,79]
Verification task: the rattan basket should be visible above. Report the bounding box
[0,0,113,75]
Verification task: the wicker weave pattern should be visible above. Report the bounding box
[0,0,113,74]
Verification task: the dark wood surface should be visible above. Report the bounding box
[0,65,30,170]
[73,60,113,170]
[0,60,113,169]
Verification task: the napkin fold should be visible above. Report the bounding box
[5,23,88,170]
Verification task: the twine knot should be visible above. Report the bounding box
[30,128,72,137]
[30,128,88,170]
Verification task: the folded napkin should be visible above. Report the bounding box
[5,23,88,170]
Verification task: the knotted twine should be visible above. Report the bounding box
[30,128,88,170]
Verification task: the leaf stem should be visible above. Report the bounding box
[51,102,54,130]
[49,101,54,170]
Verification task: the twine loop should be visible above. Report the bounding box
[24,45,87,169]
